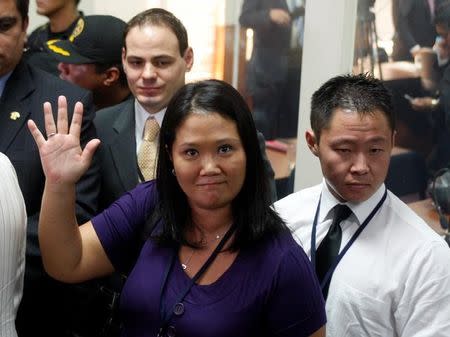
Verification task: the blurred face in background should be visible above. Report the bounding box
[35,0,74,17]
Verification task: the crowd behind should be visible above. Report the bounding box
[1,1,450,337]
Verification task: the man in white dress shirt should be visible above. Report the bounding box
[0,153,26,337]
[274,73,450,337]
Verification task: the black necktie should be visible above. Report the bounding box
[315,204,352,300]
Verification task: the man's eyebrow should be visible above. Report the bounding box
[363,136,389,144]
[329,136,388,145]
[150,54,175,60]
[0,16,18,29]
[328,137,355,146]
[0,16,18,23]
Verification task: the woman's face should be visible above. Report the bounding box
[171,112,246,213]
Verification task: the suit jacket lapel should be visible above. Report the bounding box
[109,99,139,191]
[0,62,34,152]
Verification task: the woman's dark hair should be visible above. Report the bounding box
[155,79,286,249]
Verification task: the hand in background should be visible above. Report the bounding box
[410,45,421,59]
[410,96,435,111]
[269,9,291,26]
[433,36,450,66]
[27,95,100,186]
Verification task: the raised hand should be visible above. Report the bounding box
[27,95,100,186]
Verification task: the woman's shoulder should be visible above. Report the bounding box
[130,179,157,193]
[121,180,158,206]
[93,180,158,229]
[248,230,311,274]
[242,230,325,326]
[265,228,304,252]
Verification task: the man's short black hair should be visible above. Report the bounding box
[15,0,29,21]
[311,73,395,142]
[124,8,188,56]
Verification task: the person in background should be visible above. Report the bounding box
[28,79,327,337]
[392,0,437,61]
[275,73,450,337]
[24,0,82,76]
[0,1,99,336]
[46,15,131,110]
[408,3,450,174]
[239,0,305,140]
[95,8,277,213]
[0,153,27,337]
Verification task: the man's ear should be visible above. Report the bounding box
[183,47,194,72]
[121,47,127,72]
[305,129,319,157]
[102,67,120,86]
[22,16,29,32]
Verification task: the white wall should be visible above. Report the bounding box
[27,0,148,33]
[27,0,244,32]
[294,0,358,191]
[28,2,46,31]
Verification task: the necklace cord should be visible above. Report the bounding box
[158,223,237,334]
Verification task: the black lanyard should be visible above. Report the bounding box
[310,189,387,291]
[157,224,236,336]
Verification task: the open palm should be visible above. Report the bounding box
[27,96,100,185]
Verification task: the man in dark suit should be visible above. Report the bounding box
[95,8,277,211]
[0,1,99,336]
[392,0,437,61]
[239,0,304,140]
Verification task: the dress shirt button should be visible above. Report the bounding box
[167,325,176,337]
[173,302,184,316]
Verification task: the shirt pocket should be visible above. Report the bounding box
[327,281,395,337]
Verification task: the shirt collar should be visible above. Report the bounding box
[320,179,386,225]
[134,99,166,127]
[0,71,13,98]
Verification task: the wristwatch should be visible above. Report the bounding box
[431,98,440,108]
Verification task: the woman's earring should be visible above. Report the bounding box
[171,168,176,176]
